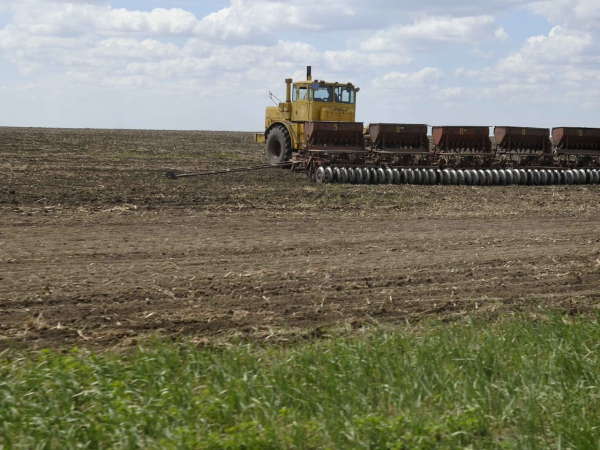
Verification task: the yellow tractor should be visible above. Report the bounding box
[255,66,364,166]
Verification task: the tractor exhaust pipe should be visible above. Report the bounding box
[307,65,312,81]
[285,78,292,102]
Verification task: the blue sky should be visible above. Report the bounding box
[0,0,599,131]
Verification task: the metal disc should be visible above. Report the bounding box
[362,167,371,184]
[571,169,579,185]
[457,170,465,185]
[363,168,370,184]
[401,169,408,184]
[518,169,527,185]
[354,168,363,184]
[391,169,400,184]
[424,169,433,185]
[538,170,547,185]
[498,169,506,185]
[340,167,347,183]
[442,169,450,184]
[371,168,378,184]
[512,169,520,185]
[593,169,600,184]
[367,167,375,184]
[482,170,488,186]
[385,168,394,184]
[450,169,458,185]
[416,169,425,185]
[471,170,480,186]
[571,169,578,185]
[572,169,579,185]
[344,167,351,183]
[484,169,492,185]
[554,171,562,185]
[347,168,355,184]
[407,169,415,184]
[368,168,376,184]
[504,169,515,185]
[429,169,437,185]
[335,167,341,183]
[577,169,585,184]
[375,168,384,184]
[491,170,499,185]
[315,166,326,183]
[584,169,591,184]
[565,170,573,185]
[325,166,334,183]
[464,170,472,186]
[464,170,473,185]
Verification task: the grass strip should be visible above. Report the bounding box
[1,315,600,449]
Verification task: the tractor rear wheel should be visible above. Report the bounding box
[265,125,292,165]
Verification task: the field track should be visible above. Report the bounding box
[2,127,600,350]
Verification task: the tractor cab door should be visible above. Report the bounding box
[292,84,310,122]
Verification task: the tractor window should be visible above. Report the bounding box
[335,86,355,104]
[292,85,297,101]
[311,85,333,102]
[298,87,308,101]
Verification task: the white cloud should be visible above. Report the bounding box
[456,24,600,106]
[359,16,506,52]
[0,0,357,42]
[495,27,508,40]
[373,67,445,88]
[529,0,600,29]
[460,26,594,81]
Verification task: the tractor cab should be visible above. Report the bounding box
[290,80,357,123]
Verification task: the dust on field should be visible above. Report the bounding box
[1,127,600,350]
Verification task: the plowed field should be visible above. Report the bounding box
[2,127,600,350]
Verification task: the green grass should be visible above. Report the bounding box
[2,316,600,449]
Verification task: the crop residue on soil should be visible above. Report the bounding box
[1,127,600,350]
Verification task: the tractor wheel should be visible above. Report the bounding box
[265,125,292,165]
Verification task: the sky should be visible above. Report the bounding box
[0,0,599,131]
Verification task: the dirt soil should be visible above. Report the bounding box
[2,127,600,350]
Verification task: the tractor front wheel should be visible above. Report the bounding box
[265,125,292,165]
